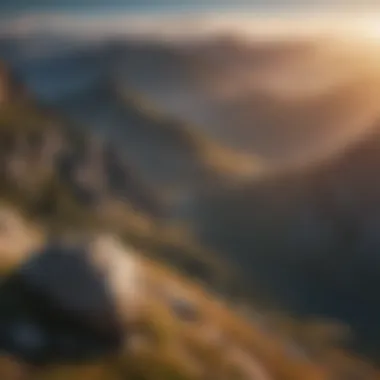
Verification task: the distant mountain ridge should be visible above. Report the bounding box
[4,32,380,165]
[4,30,380,365]
[0,61,251,305]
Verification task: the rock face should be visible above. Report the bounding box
[0,239,128,366]
[90,235,142,324]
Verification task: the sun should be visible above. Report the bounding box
[349,15,380,42]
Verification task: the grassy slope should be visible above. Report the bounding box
[0,92,379,379]
[0,206,378,380]
[0,98,237,286]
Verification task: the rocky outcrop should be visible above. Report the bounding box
[0,62,162,219]
[0,235,142,366]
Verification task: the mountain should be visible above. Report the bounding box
[0,205,379,380]
[0,95,161,219]
[86,34,380,162]
[2,31,380,377]
[0,35,261,210]
[2,33,375,165]
[56,72,260,190]
[0,65,367,380]
[186,113,380,360]
[4,32,380,359]
[0,61,249,304]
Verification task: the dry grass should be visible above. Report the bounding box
[1,65,379,380]
[0,206,379,379]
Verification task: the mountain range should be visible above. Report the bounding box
[2,29,380,364]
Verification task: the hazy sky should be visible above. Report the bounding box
[0,0,379,15]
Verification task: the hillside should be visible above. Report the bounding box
[1,34,380,378]
[188,112,380,362]
[56,73,260,191]
[0,204,379,380]
[0,35,261,192]
[0,61,251,302]
[101,35,380,162]
[0,59,379,379]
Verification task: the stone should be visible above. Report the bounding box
[0,240,126,366]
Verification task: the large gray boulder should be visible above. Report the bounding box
[0,239,127,366]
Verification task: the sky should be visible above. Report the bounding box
[1,0,380,15]
[2,0,380,40]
